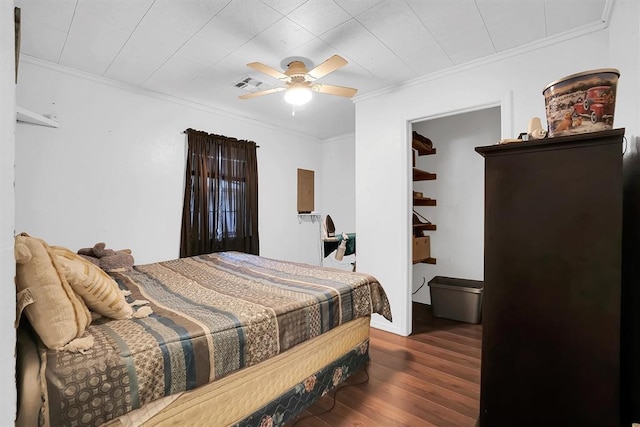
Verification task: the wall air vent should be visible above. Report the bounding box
[233,76,272,93]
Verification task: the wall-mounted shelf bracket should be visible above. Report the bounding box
[297,213,322,224]
[16,107,59,128]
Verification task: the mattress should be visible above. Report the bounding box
[108,316,372,426]
[17,252,391,426]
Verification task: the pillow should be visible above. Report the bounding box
[15,233,91,349]
[52,246,133,320]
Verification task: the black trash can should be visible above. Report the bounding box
[428,276,483,323]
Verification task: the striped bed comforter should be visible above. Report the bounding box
[40,252,392,426]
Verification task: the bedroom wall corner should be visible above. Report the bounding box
[0,0,18,424]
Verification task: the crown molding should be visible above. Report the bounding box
[354,17,611,104]
[19,55,322,143]
[321,132,355,144]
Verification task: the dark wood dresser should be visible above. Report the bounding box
[475,128,632,427]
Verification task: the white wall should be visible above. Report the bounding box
[411,107,500,304]
[358,2,640,336]
[0,1,17,424]
[16,58,324,266]
[321,133,356,232]
[321,133,357,270]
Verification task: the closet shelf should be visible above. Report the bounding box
[412,131,436,155]
[414,223,437,232]
[412,131,436,268]
[414,146,436,156]
[413,196,436,206]
[413,168,436,181]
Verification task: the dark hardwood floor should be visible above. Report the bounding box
[290,303,482,427]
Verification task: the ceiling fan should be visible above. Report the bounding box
[238,55,357,105]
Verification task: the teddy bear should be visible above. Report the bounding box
[77,242,135,272]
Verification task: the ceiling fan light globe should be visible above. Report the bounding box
[284,86,312,105]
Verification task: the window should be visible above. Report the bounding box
[180,129,259,257]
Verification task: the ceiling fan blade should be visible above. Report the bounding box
[238,87,285,100]
[307,55,348,80]
[246,62,289,81]
[312,83,357,98]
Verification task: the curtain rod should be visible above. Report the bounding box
[183,128,260,147]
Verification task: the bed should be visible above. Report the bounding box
[15,239,392,427]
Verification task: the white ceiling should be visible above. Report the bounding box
[16,0,611,140]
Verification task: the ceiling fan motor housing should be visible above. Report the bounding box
[285,61,309,78]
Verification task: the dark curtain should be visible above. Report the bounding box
[180,128,259,257]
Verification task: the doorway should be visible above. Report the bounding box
[410,107,501,327]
